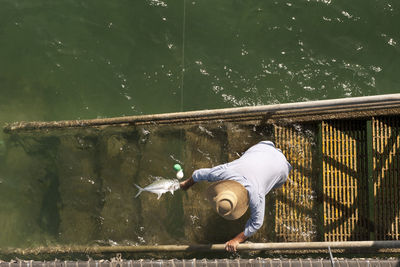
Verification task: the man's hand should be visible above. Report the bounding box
[225,231,247,252]
[180,177,195,191]
[225,238,240,252]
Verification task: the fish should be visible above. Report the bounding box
[134,178,180,199]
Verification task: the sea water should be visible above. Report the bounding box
[0,0,399,254]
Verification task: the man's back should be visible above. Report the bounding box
[226,141,291,196]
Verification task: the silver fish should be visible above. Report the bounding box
[134,178,180,199]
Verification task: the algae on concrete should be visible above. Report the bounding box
[98,127,142,244]
[0,134,59,248]
[57,133,102,245]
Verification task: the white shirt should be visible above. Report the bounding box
[192,141,292,237]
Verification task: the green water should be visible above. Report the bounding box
[1,0,399,125]
[0,0,399,254]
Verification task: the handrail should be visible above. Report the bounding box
[2,240,400,255]
[4,94,400,132]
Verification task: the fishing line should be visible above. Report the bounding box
[179,0,186,150]
[328,246,335,267]
[179,0,186,165]
[180,0,186,113]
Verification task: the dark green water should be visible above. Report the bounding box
[0,0,399,125]
[0,0,399,255]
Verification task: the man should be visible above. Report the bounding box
[180,140,292,252]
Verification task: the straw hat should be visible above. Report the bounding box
[206,180,249,220]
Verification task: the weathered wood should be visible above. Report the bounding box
[4,94,400,132]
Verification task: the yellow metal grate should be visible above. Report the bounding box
[274,124,317,242]
[321,120,370,241]
[372,116,400,240]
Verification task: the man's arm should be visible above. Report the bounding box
[225,231,247,252]
[225,198,266,252]
[180,177,196,191]
[180,167,224,190]
[225,205,264,252]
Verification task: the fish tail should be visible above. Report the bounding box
[134,184,144,198]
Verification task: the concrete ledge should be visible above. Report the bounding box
[4,94,400,132]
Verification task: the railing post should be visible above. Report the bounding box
[366,119,375,240]
[317,121,325,241]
